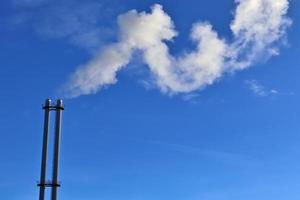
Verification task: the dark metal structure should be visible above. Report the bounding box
[38,99,64,200]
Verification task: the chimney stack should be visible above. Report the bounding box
[38,99,64,200]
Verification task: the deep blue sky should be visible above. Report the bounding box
[0,0,300,199]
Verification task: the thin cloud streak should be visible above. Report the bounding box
[10,0,114,51]
[62,0,291,98]
[141,139,260,166]
[245,79,279,97]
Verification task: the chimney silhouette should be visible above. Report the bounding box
[38,99,64,200]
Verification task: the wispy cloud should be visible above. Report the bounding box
[10,0,115,51]
[182,93,201,104]
[245,79,279,97]
[37,1,110,51]
[12,0,49,7]
[62,0,291,98]
[141,139,259,166]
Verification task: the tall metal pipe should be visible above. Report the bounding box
[39,99,51,200]
[51,99,63,200]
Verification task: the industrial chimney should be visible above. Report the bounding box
[37,99,64,200]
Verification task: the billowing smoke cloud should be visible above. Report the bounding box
[64,0,291,98]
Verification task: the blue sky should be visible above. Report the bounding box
[0,0,300,199]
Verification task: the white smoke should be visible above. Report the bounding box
[228,0,291,69]
[64,0,291,98]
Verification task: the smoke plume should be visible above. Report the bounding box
[64,0,291,98]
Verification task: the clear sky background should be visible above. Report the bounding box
[0,0,299,199]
